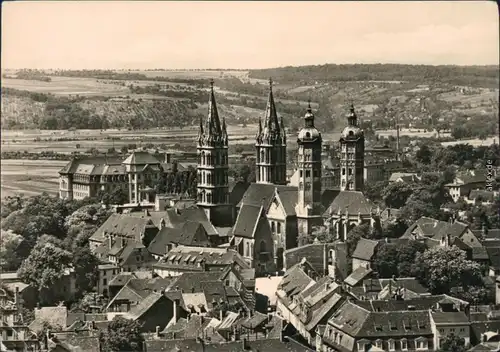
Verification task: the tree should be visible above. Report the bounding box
[411,246,483,295]
[100,317,144,352]
[363,181,387,204]
[438,334,466,352]
[373,240,427,278]
[64,203,113,248]
[381,182,414,209]
[17,238,73,305]
[416,144,432,164]
[346,224,371,257]
[97,188,129,206]
[72,247,100,294]
[0,229,24,271]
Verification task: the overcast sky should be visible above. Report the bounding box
[2,1,498,69]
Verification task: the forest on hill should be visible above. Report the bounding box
[249,64,500,88]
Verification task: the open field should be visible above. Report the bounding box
[441,136,498,147]
[0,160,66,199]
[377,128,453,139]
[1,76,131,96]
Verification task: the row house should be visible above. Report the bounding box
[319,295,471,352]
[152,245,249,278]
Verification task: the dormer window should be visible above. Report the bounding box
[357,341,366,352]
[401,339,408,351]
[416,337,428,350]
[388,340,395,351]
[375,340,383,349]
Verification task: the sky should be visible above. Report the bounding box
[2,1,498,70]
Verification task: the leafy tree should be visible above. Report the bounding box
[381,182,414,209]
[411,246,483,295]
[72,247,100,294]
[96,188,129,206]
[363,181,387,204]
[0,229,24,271]
[17,238,73,304]
[416,144,432,164]
[71,292,103,313]
[374,240,427,278]
[346,223,371,257]
[382,219,409,239]
[100,317,144,352]
[438,334,466,352]
[64,203,113,248]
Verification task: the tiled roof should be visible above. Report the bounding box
[431,311,469,324]
[30,306,68,332]
[240,311,268,329]
[237,183,297,211]
[232,204,263,238]
[89,213,157,243]
[284,243,337,274]
[108,272,136,286]
[58,156,125,175]
[228,181,250,207]
[144,337,315,352]
[166,271,231,293]
[125,292,164,320]
[401,216,449,239]
[163,208,218,237]
[352,238,379,261]
[472,247,490,261]
[432,221,469,241]
[378,278,429,295]
[344,267,373,287]
[305,293,343,331]
[277,262,315,301]
[122,151,162,165]
[356,295,467,312]
[328,301,432,338]
[183,293,209,314]
[148,222,210,256]
[323,191,374,216]
[154,246,249,271]
[450,172,487,186]
[389,172,419,182]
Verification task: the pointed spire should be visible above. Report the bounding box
[257,115,263,140]
[206,79,222,140]
[264,77,280,134]
[304,99,314,127]
[347,102,357,127]
[198,115,204,143]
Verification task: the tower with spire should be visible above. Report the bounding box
[295,101,323,245]
[196,79,231,226]
[255,78,287,185]
[339,103,365,191]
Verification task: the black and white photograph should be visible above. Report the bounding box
[0,1,499,351]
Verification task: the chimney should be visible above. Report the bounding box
[242,338,248,350]
[155,326,160,338]
[323,243,328,276]
[446,234,451,247]
[14,286,19,306]
[173,298,180,323]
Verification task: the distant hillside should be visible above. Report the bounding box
[249,64,500,88]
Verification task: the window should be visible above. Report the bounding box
[439,329,444,333]
[271,222,276,233]
[388,340,395,351]
[401,339,408,350]
[357,342,365,352]
[259,240,267,253]
[103,278,107,286]
[349,168,353,175]
[342,168,346,175]
[375,340,383,349]
[306,170,311,178]
[460,328,465,332]
[277,222,282,234]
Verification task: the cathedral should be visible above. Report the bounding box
[196,79,378,274]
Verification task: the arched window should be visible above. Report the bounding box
[246,242,250,257]
[277,222,281,234]
[261,150,265,163]
[207,193,212,203]
[259,240,267,253]
[271,222,275,233]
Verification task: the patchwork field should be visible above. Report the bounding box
[1,76,131,96]
[0,160,66,199]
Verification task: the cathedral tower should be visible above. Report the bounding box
[255,78,287,185]
[339,104,365,191]
[295,102,323,244]
[197,80,231,225]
